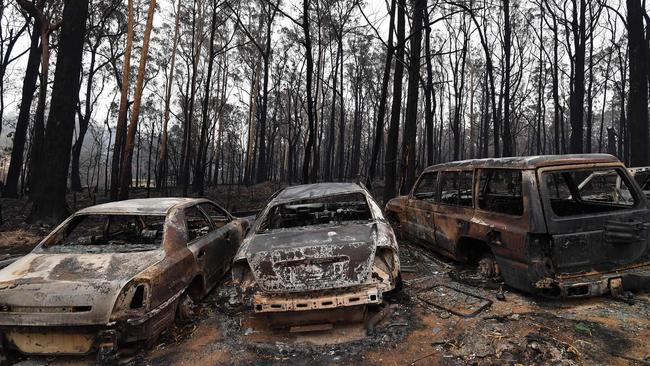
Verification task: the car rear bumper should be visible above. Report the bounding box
[251,285,384,313]
[544,263,650,298]
[0,293,179,356]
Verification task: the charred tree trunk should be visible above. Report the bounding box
[569,0,586,154]
[29,0,89,224]
[301,0,316,184]
[194,1,218,195]
[383,0,405,202]
[110,0,135,201]
[502,0,513,156]
[367,0,395,188]
[156,0,181,194]
[4,19,41,198]
[627,0,649,166]
[401,0,424,194]
[336,34,345,181]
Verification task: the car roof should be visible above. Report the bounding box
[423,154,620,172]
[273,183,366,203]
[75,198,209,215]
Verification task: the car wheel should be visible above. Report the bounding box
[176,293,195,323]
[384,272,403,300]
[97,346,118,366]
[478,254,500,279]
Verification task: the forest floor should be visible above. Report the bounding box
[2,187,650,365]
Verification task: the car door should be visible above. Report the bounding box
[406,172,439,245]
[198,202,239,277]
[433,170,475,257]
[185,205,223,287]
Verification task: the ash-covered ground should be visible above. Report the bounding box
[134,241,650,366]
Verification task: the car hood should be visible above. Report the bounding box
[245,223,378,293]
[0,251,164,326]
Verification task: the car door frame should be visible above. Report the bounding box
[432,169,476,259]
[406,171,439,246]
[184,205,224,290]
[197,202,240,278]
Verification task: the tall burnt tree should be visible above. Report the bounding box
[29,0,89,224]
[367,0,395,188]
[4,7,41,198]
[401,0,425,193]
[627,0,649,166]
[109,0,135,201]
[383,0,405,203]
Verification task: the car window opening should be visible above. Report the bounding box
[413,172,438,201]
[544,168,636,217]
[439,171,473,207]
[259,193,372,232]
[186,206,214,241]
[42,214,166,253]
[633,171,650,191]
[478,169,524,216]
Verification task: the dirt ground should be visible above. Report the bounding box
[3,189,650,366]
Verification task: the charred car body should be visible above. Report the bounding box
[232,183,400,326]
[0,198,247,363]
[386,154,650,298]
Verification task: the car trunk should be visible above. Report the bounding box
[547,212,650,274]
[538,165,650,275]
[245,223,377,293]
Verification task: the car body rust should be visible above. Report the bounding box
[232,183,400,327]
[0,198,247,361]
[386,154,650,298]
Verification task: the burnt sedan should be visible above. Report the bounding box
[232,183,400,328]
[0,198,247,363]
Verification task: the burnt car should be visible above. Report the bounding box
[232,183,400,327]
[386,154,650,298]
[0,198,247,363]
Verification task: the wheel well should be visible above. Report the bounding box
[456,237,492,263]
[187,275,205,299]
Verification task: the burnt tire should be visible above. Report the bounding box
[478,254,500,279]
[176,293,195,323]
[97,347,118,366]
[384,272,403,300]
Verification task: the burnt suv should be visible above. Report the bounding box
[386,154,650,298]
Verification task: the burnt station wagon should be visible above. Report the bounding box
[386,154,650,298]
[0,198,247,364]
[232,183,400,328]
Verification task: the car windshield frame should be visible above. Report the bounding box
[36,213,168,254]
[538,165,642,219]
[255,192,375,233]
